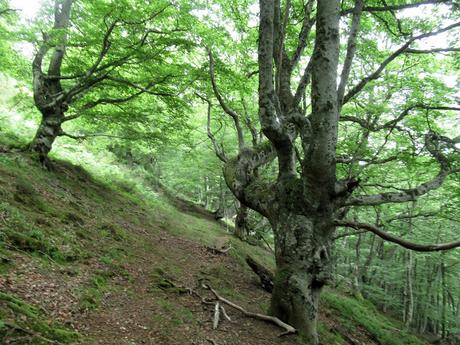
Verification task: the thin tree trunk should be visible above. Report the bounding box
[352,234,363,299]
[404,202,415,328]
[441,257,447,339]
[204,176,210,208]
[404,250,414,328]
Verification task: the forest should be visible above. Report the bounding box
[0,0,459,344]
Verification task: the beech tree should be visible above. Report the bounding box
[29,0,192,165]
[204,0,460,343]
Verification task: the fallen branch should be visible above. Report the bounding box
[220,305,232,322]
[245,255,274,292]
[213,302,220,329]
[202,284,296,336]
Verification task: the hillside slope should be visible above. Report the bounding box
[0,152,431,345]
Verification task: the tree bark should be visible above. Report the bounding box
[30,109,65,164]
[269,212,332,344]
[30,0,73,165]
[246,255,274,293]
[234,203,249,240]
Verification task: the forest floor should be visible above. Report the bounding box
[0,152,431,345]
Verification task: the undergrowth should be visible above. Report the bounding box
[322,290,428,345]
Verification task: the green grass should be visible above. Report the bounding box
[322,289,428,345]
[78,270,114,311]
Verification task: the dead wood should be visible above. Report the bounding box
[213,302,220,329]
[245,255,274,292]
[202,284,296,336]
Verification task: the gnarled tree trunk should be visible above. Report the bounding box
[234,203,249,240]
[30,109,65,163]
[30,0,73,165]
[270,212,332,344]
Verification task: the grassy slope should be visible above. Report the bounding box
[0,152,430,345]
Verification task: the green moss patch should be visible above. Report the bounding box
[0,291,78,344]
[322,290,427,345]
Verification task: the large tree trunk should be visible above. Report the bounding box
[30,110,64,164]
[270,213,332,345]
[234,203,249,240]
[30,0,73,165]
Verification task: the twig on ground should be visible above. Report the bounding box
[220,305,232,322]
[202,283,296,336]
[213,302,220,329]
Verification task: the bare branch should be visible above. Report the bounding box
[82,18,119,80]
[337,155,397,165]
[195,92,228,163]
[406,47,460,54]
[62,113,81,122]
[341,0,452,15]
[241,97,259,147]
[59,131,139,140]
[333,229,368,240]
[293,59,313,106]
[335,220,460,252]
[338,0,364,107]
[207,48,245,149]
[384,211,438,223]
[289,0,315,70]
[105,75,174,96]
[0,8,18,16]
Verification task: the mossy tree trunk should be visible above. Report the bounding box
[214,0,460,342]
[270,212,333,343]
[234,203,249,240]
[30,0,73,166]
[30,108,66,164]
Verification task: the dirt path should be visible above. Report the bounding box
[73,228,301,345]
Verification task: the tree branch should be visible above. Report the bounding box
[289,0,315,70]
[335,220,460,252]
[343,21,460,104]
[338,0,364,107]
[406,47,460,54]
[346,131,460,207]
[340,104,460,131]
[195,92,228,163]
[47,0,73,77]
[223,141,276,217]
[207,48,245,149]
[341,0,452,15]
